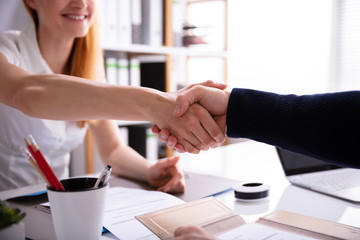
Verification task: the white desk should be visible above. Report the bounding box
[1,140,359,239]
[180,140,360,227]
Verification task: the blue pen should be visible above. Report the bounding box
[94,165,112,188]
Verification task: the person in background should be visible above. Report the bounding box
[153,85,360,239]
[0,0,226,191]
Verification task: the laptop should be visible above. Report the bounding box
[276,147,360,203]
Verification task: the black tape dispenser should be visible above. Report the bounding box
[233,182,270,202]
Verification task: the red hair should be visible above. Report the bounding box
[23,0,104,127]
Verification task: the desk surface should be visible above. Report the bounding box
[179,140,360,227]
[1,140,359,240]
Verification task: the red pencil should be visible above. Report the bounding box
[25,135,65,191]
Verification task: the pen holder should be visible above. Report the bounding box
[47,177,108,240]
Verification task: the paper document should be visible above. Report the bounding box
[103,187,184,239]
[218,223,317,240]
[136,197,245,239]
[135,197,326,240]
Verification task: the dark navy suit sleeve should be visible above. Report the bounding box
[226,88,360,168]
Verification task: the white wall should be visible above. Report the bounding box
[0,0,31,31]
[227,0,333,95]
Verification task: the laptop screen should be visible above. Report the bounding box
[275,147,341,176]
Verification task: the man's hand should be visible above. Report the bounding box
[153,85,230,153]
[174,85,230,120]
[174,225,216,240]
[151,81,228,153]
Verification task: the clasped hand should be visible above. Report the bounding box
[153,81,230,153]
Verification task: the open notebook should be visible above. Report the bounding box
[276,147,360,203]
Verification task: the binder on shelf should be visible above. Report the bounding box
[105,57,118,85]
[117,58,129,86]
[170,55,187,92]
[138,55,166,92]
[129,57,141,87]
[118,127,129,146]
[103,0,117,46]
[130,0,142,44]
[146,128,158,160]
[128,124,159,159]
[141,0,163,46]
[117,0,132,46]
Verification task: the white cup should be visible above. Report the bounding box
[47,177,108,240]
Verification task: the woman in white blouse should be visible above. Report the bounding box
[0,0,226,191]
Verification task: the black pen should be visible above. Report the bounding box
[94,164,112,188]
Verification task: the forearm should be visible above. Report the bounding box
[89,120,152,183]
[226,88,360,168]
[11,73,163,121]
[5,62,224,154]
[105,145,152,183]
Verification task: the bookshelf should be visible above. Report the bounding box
[102,44,227,57]
[85,0,228,173]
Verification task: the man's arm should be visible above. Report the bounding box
[225,88,360,168]
[155,86,360,168]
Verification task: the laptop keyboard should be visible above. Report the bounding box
[292,170,360,192]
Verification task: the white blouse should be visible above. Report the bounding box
[0,23,87,190]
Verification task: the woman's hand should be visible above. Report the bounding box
[147,156,185,194]
[152,113,226,153]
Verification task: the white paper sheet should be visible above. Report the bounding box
[103,187,184,239]
[217,222,317,240]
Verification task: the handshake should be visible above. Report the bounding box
[151,81,231,154]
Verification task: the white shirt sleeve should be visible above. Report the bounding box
[0,30,22,66]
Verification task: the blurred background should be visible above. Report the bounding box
[1,0,358,175]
